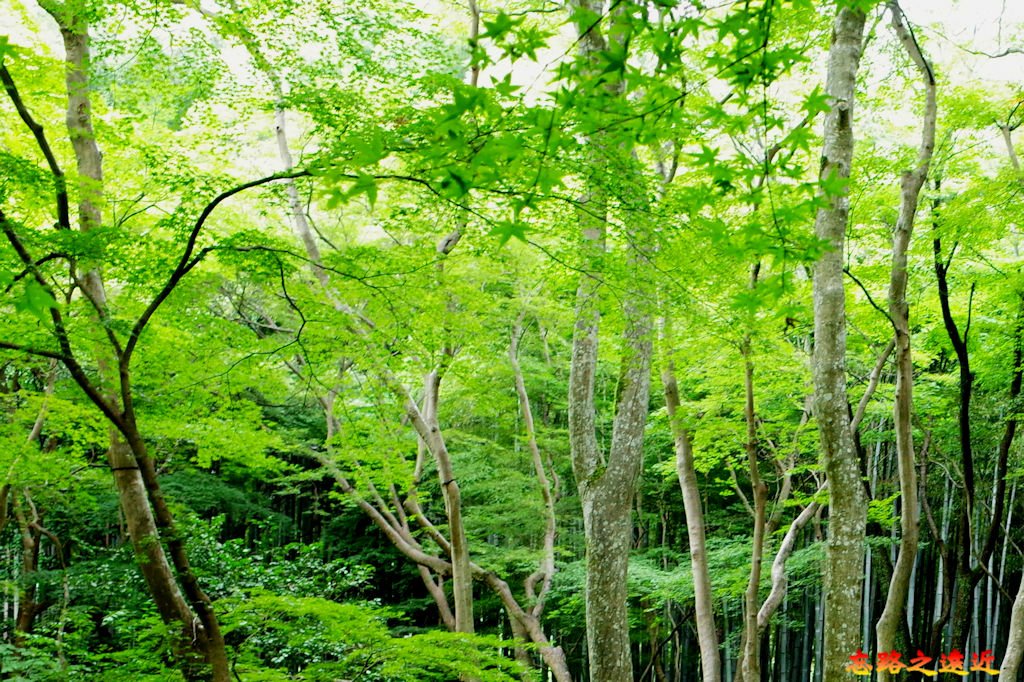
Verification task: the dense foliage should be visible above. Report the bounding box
[1,0,1024,680]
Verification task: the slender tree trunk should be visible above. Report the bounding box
[875,5,935,678]
[1000,550,1024,678]
[739,343,767,682]
[661,321,721,682]
[510,315,560,620]
[810,7,868,681]
[402,377,476,632]
[11,493,45,645]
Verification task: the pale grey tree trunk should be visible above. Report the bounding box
[510,316,560,620]
[810,6,868,682]
[874,5,935,678]
[566,3,653,680]
[660,321,721,682]
[1001,572,1024,679]
[757,494,822,635]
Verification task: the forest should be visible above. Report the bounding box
[1,0,1023,680]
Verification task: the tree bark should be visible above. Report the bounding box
[875,5,935,678]
[661,321,721,682]
[34,5,230,679]
[566,3,654,680]
[738,342,767,682]
[810,6,869,682]
[12,492,46,645]
[999,548,1024,678]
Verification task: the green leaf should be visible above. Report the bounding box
[490,73,521,99]
[488,219,530,246]
[801,86,831,116]
[691,145,718,167]
[820,167,849,197]
[345,172,378,207]
[16,280,58,321]
[482,11,521,41]
[351,128,385,167]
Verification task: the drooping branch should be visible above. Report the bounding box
[0,63,71,230]
[510,314,559,618]
[757,485,825,633]
[310,451,453,575]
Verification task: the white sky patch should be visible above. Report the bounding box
[902,0,1024,84]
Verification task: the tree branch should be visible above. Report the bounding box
[0,63,71,230]
[121,170,311,373]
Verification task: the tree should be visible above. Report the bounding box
[809,4,869,681]
[873,4,934,678]
[0,8,236,676]
[565,2,655,678]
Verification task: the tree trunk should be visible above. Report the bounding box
[875,5,935,678]
[37,6,230,679]
[12,492,46,645]
[1000,550,1024,678]
[566,3,653,680]
[735,340,768,682]
[661,326,721,682]
[810,6,869,682]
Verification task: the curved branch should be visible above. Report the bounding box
[121,170,311,372]
[0,63,70,230]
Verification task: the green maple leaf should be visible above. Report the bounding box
[820,168,850,198]
[691,144,718,167]
[488,220,530,246]
[802,86,831,116]
[482,11,521,41]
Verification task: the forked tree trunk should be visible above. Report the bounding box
[36,5,230,679]
[874,5,935,678]
[567,3,654,680]
[810,6,869,682]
